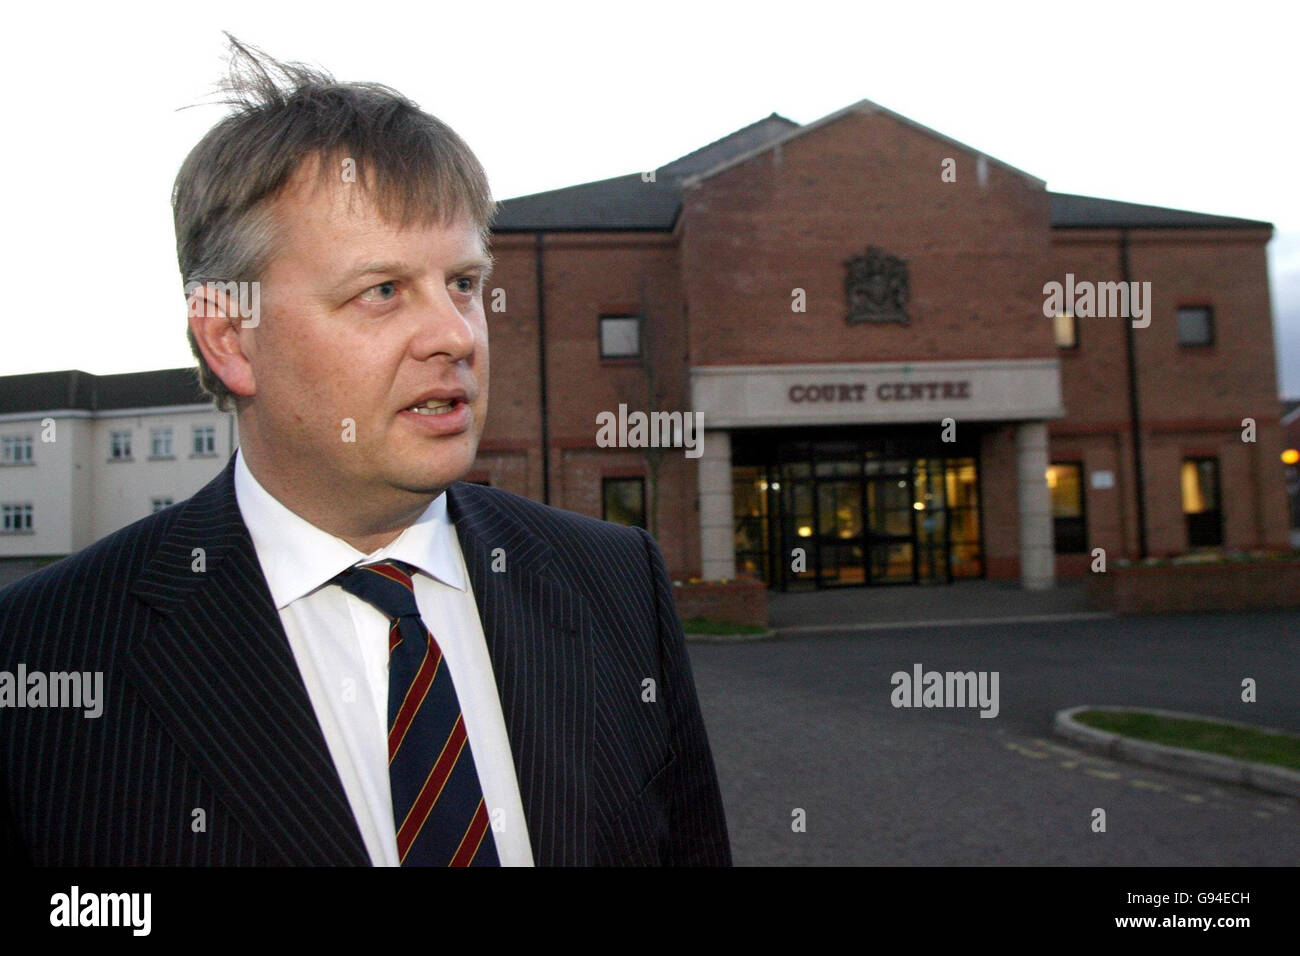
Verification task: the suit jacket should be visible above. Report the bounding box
[0,455,731,866]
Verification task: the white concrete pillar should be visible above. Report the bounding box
[698,429,735,580]
[1015,420,1055,590]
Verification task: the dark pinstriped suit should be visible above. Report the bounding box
[0,456,731,866]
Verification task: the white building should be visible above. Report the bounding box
[0,369,234,562]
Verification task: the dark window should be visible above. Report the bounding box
[1047,462,1086,553]
[1182,457,1223,547]
[599,315,641,359]
[1053,313,1078,349]
[1176,306,1214,346]
[602,477,646,528]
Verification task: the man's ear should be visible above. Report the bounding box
[186,282,258,400]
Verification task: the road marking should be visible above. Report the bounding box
[1085,768,1122,780]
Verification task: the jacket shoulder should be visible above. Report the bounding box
[451,481,647,551]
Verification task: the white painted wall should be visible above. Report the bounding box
[0,405,237,557]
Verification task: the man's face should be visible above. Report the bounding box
[239,159,491,522]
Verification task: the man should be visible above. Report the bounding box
[0,37,730,866]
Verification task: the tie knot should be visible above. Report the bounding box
[333,560,421,621]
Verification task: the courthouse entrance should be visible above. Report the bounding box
[731,427,984,589]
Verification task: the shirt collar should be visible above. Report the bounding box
[233,447,466,610]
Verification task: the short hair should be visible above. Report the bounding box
[173,34,495,411]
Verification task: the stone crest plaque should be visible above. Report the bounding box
[844,246,909,324]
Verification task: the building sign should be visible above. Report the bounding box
[788,381,972,403]
[844,246,910,325]
[691,360,1065,428]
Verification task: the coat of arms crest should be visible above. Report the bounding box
[844,246,909,324]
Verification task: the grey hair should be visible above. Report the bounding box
[173,33,496,411]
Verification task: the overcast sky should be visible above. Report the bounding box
[5,0,1297,397]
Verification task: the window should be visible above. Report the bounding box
[192,425,216,456]
[150,428,174,458]
[1181,457,1223,547]
[1176,306,1214,346]
[1047,463,1086,553]
[110,430,132,460]
[1,434,33,464]
[1053,313,1078,349]
[1,503,33,532]
[602,477,646,528]
[151,497,174,513]
[599,315,641,359]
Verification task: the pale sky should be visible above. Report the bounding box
[5,0,1298,396]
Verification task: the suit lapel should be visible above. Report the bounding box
[447,483,594,866]
[128,456,370,866]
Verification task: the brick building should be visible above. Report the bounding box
[2,100,1291,589]
[480,100,1290,589]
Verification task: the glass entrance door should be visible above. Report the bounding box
[815,479,864,586]
[866,476,916,584]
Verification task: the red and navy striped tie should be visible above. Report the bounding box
[332,560,499,866]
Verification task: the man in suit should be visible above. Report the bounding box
[0,37,730,866]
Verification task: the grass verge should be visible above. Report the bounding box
[680,618,768,636]
[1074,710,1300,771]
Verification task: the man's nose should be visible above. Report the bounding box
[410,284,476,360]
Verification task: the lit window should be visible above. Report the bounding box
[1046,463,1085,552]
[1181,457,1223,547]
[1053,313,1077,349]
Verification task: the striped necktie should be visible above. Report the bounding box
[332,559,499,866]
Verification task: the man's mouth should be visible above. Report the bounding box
[404,398,461,416]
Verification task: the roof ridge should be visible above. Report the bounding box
[659,112,799,173]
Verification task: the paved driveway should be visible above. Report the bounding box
[687,608,1299,865]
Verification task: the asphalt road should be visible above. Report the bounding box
[687,610,1299,866]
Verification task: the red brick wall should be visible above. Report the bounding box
[673,576,769,627]
[1048,228,1290,557]
[1088,560,1300,613]
[680,105,1056,368]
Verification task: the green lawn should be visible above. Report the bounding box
[680,618,769,636]
[1075,710,1300,771]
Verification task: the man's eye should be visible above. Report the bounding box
[453,276,479,294]
[359,281,397,302]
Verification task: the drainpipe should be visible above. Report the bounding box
[1120,229,1148,559]
[535,232,551,504]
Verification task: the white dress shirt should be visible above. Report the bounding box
[233,448,534,866]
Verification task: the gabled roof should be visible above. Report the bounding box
[678,98,1046,189]
[491,104,1273,234]
[491,113,797,232]
[0,368,209,414]
[1050,192,1272,230]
